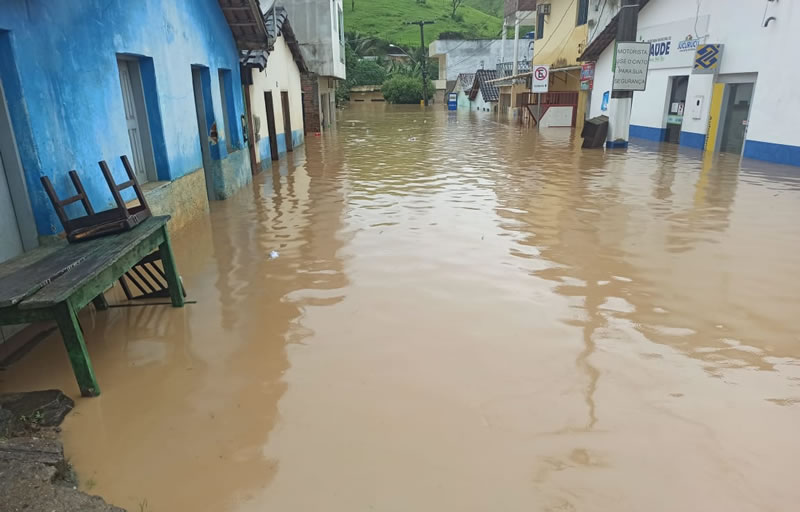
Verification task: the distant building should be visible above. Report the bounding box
[242,7,307,172]
[468,70,501,113]
[429,40,526,83]
[580,0,800,166]
[280,0,347,132]
[0,0,269,263]
[350,85,386,103]
[451,73,476,110]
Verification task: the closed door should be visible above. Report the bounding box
[117,59,149,183]
[264,91,279,161]
[0,150,25,343]
[720,83,754,155]
[0,150,22,263]
[281,91,293,152]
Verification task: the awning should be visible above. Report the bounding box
[218,0,270,51]
[579,0,650,62]
[486,65,582,84]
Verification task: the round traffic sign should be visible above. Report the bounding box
[534,66,548,81]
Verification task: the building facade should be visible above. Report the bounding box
[581,0,799,166]
[529,0,591,127]
[0,0,268,265]
[245,8,307,171]
[281,0,347,132]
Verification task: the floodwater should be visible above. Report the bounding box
[2,105,800,511]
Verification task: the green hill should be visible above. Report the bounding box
[344,0,503,48]
[463,0,504,17]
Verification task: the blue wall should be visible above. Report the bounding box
[0,0,247,235]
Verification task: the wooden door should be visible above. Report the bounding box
[264,91,279,161]
[281,91,293,152]
[117,59,149,183]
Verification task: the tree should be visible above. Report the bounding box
[451,0,464,18]
[381,75,434,104]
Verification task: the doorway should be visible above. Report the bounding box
[280,91,293,152]
[191,66,214,199]
[719,83,754,155]
[665,75,688,144]
[117,57,157,183]
[263,91,279,161]
[1,76,36,343]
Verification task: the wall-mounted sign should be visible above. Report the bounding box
[532,65,550,93]
[637,16,710,70]
[580,62,595,91]
[693,44,723,74]
[612,42,651,91]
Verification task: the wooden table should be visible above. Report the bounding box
[0,216,183,397]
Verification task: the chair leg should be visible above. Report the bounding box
[92,293,109,311]
[53,302,100,397]
[158,226,185,308]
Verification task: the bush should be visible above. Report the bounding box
[381,75,434,104]
[350,60,387,86]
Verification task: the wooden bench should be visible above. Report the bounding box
[0,216,183,397]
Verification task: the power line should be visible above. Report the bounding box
[534,0,577,58]
[588,0,608,42]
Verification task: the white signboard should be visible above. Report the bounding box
[532,65,549,93]
[613,42,651,91]
[638,16,710,70]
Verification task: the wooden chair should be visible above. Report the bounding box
[41,155,151,243]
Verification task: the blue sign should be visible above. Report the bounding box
[693,44,723,74]
[447,92,457,110]
[601,91,609,112]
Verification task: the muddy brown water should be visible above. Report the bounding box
[2,105,800,511]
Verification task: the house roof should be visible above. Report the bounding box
[241,7,307,72]
[217,0,270,51]
[579,0,651,62]
[469,69,500,102]
[456,73,476,92]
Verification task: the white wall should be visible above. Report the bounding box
[430,40,531,81]
[539,106,574,128]
[472,90,496,113]
[282,0,346,79]
[249,33,304,161]
[587,0,800,149]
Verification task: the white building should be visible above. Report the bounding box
[467,69,500,113]
[279,0,346,131]
[430,39,528,83]
[244,7,306,170]
[451,73,475,110]
[581,0,799,167]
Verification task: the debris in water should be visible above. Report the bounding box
[408,137,417,141]
[269,251,280,259]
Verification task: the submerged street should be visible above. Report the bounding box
[3,106,800,511]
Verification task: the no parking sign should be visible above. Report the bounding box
[532,65,549,93]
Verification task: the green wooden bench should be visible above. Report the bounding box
[0,216,183,397]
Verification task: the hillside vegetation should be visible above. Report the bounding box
[463,0,505,17]
[344,0,503,48]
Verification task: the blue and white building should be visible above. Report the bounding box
[581,0,800,167]
[0,0,270,266]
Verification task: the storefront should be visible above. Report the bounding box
[580,0,799,167]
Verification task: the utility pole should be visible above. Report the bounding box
[607,0,640,148]
[405,20,434,106]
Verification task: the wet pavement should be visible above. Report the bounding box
[2,105,800,511]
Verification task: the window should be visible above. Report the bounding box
[577,0,589,26]
[218,68,238,151]
[536,12,545,40]
[338,6,345,63]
